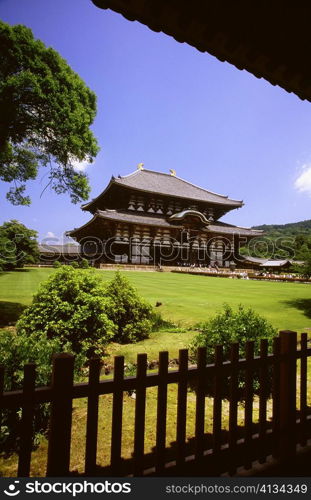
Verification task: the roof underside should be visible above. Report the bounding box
[92,1,311,102]
[69,209,262,237]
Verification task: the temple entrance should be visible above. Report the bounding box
[130,239,152,264]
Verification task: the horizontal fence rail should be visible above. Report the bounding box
[0,330,310,477]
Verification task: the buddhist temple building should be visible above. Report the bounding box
[67,167,262,267]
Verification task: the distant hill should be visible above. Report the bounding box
[247,220,311,260]
[252,219,311,235]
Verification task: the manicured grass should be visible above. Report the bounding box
[99,271,311,332]
[1,267,310,362]
[1,267,310,332]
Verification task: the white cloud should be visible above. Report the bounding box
[294,164,311,196]
[46,231,56,238]
[71,159,90,172]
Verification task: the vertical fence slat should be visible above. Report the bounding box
[133,353,147,476]
[244,341,254,469]
[279,330,297,464]
[212,345,223,461]
[195,347,206,462]
[85,357,101,475]
[300,333,307,446]
[258,339,268,464]
[18,364,36,477]
[228,343,239,474]
[272,336,281,458]
[46,353,75,477]
[110,356,125,474]
[176,349,188,470]
[155,351,169,474]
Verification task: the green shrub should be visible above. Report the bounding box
[0,328,86,453]
[190,304,277,397]
[105,271,154,343]
[53,260,61,268]
[70,261,79,268]
[17,266,115,354]
[79,258,89,268]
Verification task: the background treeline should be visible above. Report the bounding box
[249,219,311,260]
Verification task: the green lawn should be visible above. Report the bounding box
[1,267,310,331]
[1,267,311,361]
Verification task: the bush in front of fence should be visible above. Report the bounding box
[190,304,277,397]
[0,328,87,453]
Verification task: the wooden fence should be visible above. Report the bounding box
[0,330,310,477]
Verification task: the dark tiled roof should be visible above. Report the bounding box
[113,169,242,206]
[79,210,261,237]
[92,1,311,103]
[208,221,262,237]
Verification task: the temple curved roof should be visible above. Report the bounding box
[82,168,243,210]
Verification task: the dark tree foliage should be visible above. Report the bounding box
[0,219,38,270]
[0,21,99,205]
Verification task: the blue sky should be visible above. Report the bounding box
[1,0,311,242]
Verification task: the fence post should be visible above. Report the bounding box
[46,353,75,477]
[279,330,297,463]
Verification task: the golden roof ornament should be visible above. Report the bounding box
[137,162,144,170]
[169,169,176,176]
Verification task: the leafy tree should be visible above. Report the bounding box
[105,271,154,343]
[17,266,115,353]
[292,254,311,278]
[0,220,38,270]
[0,21,99,205]
[190,304,277,397]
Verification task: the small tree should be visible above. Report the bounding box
[17,266,115,353]
[0,219,38,270]
[190,304,277,396]
[105,271,154,343]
